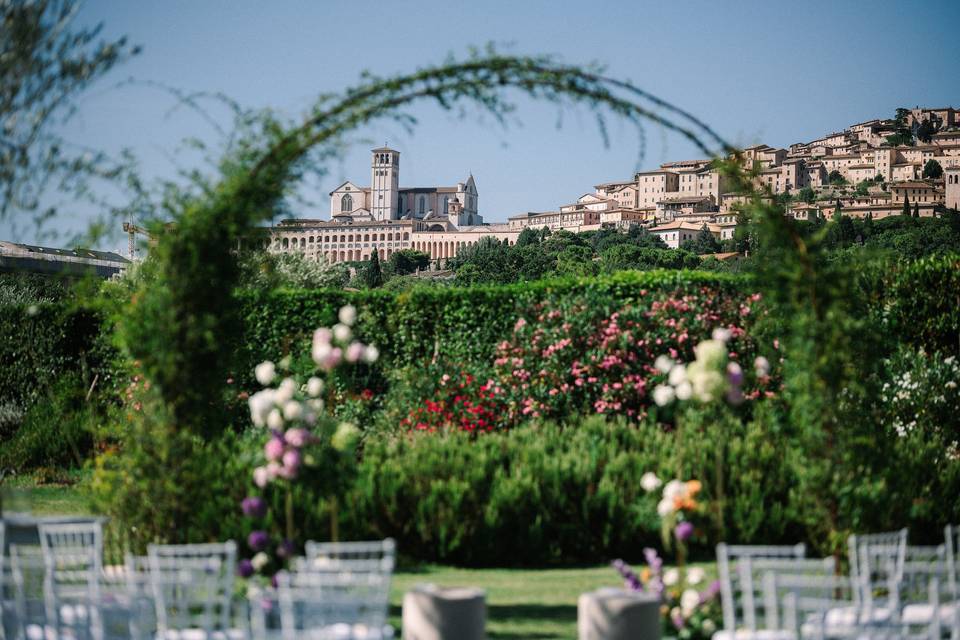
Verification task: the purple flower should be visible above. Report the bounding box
[702,579,722,602]
[270,573,279,589]
[241,496,267,519]
[643,547,663,573]
[238,559,254,578]
[247,530,269,551]
[276,539,296,559]
[675,521,694,542]
[611,559,643,592]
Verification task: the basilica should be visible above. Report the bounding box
[264,147,515,264]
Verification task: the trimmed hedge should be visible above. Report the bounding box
[235,270,751,377]
[886,255,960,355]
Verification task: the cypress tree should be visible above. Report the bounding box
[913,202,920,218]
[364,249,384,288]
[902,193,911,217]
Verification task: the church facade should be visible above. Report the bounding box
[264,147,517,264]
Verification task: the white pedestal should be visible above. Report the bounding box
[578,588,661,640]
[402,583,486,640]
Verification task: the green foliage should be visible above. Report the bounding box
[385,249,430,276]
[363,251,384,288]
[922,159,943,180]
[886,255,960,355]
[917,119,936,144]
[343,417,665,565]
[238,251,348,290]
[680,225,722,255]
[0,373,96,472]
[828,170,846,186]
[798,186,816,204]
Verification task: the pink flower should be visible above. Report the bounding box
[264,438,284,462]
[284,428,309,448]
[345,342,366,363]
[282,449,301,471]
[253,466,270,488]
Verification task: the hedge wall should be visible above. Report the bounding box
[234,269,751,377]
[0,304,115,409]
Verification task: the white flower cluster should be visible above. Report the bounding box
[311,305,379,370]
[881,351,959,439]
[652,329,754,407]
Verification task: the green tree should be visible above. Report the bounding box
[917,119,936,144]
[798,186,816,203]
[363,250,384,288]
[914,202,920,219]
[922,159,943,180]
[902,194,911,217]
[680,224,721,255]
[2,0,139,238]
[828,170,846,186]
[386,249,430,276]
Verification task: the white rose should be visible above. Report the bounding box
[663,479,685,501]
[251,552,269,571]
[655,355,675,374]
[640,472,662,493]
[266,409,284,430]
[255,361,276,386]
[702,619,716,634]
[754,356,771,377]
[694,339,726,369]
[687,567,705,585]
[338,305,357,326]
[668,364,687,386]
[712,327,732,343]
[675,380,693,401]
[307,376,324,397]
[333,323,351,343]
[653,384,675,407]
[248,389,276,427]
[283,401,303,421]
[275,378,297,404]
[657,496,675,517]
[681,589,700,616]
[253,466,270,488]
[312,341,332,365]
[663,568,679,586]
[363,345,380,364]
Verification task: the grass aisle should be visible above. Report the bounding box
[389,564,619,639]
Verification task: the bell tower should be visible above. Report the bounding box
[371,146,400,221]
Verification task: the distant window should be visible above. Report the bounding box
[341,194,353,212]
[419,196,426,215]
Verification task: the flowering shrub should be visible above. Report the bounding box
[881,348,960,450]
[400,370,505,433]
[239,305,377,587]
[490,288,766,426]
[613,550,721,639]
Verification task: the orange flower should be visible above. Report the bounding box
[641,568,651,582]
[686,480,702,495]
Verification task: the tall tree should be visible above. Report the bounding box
[922,159,943,180]
[2,0,139,237]
[363,249,384,288]
[902,194,911,217]
[913,202,920,218]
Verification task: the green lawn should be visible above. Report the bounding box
[389,564,622,639]
[1,471,93,515]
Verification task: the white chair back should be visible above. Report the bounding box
[777,573,859,640]
[276,569,391,640]
[147,542,237,638]
[899,548,957,640]
[848,529,908,620]
[123,554,155,640]
[38,523,105,640]
[9,545,48,640]
[302,538,396,574]
[716,542,805,633]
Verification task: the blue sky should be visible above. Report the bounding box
[9,0,960,248]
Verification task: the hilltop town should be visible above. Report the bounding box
[256,106,960,263]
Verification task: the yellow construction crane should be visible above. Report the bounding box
[122,221,153,260]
